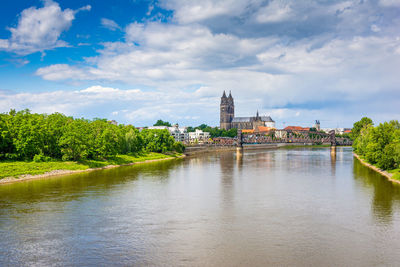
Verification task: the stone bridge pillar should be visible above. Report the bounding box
[329,130,336,155]
[237,129,243,156]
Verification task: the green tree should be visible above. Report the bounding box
[59,119,90,161]
[350,117,373,140]
[153,119,172,127]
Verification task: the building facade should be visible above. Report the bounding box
[220,91,275,130]
[148,124,189,142]
[188,129,210,143]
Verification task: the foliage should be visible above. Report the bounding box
[186,124,237,138]
[353,118,400,170]
[153,119,172,127]
[350,117,373,140]
[0,110,183,162]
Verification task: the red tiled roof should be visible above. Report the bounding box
[255,126,274,132]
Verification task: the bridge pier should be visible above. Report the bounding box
[329,130,337,157]
[236,129,244,157]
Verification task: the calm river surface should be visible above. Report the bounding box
[1,147,400,266]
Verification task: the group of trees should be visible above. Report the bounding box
[352,117,400,170]
[153,119,238,138]
[187,124,237,138]
[0,110,184,162]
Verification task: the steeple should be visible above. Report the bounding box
[228,90,232,98]
[222,90,227,98]
[256,110,259,119]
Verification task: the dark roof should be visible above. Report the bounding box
[232,117,251,122]
[260,116,275,122]
[232,116,275,123]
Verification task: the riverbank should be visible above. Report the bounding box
[353,153,400,184]
[0,152,184,185]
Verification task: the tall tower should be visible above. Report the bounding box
[315,120,320,131]
[220,91,234,130]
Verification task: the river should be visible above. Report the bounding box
[1,147,400,266]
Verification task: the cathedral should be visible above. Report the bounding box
[220,91,275,130]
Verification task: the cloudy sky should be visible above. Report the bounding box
[0,0,399,128]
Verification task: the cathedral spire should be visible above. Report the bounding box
[228,90,232,98]
[256,110,259,118]
[222,90,227,98]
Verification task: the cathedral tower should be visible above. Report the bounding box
[220,91,234,130]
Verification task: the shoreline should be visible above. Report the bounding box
[353,153,400,185]
[0,155,185,185]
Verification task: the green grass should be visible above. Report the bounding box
[388,169,400,181]
[0,152,181,179]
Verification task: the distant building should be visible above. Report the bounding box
[168,124,189,142]
[220,91,275,130]
[321,128,352,135]
[108,120,118,125]
[148,124,189,142]
[315,120,320,131]
[188,129,210,143]
[275,130,288,139]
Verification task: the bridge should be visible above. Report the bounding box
[212,129,351,146]
[184,130,352,156]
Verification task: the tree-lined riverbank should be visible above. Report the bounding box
[351,117,400,182]
[0,110,186,183]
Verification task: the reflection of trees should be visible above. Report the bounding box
[0,159,181,207]
[353,159,400,223]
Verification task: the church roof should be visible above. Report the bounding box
[261,116,275,122]
[232,117,251,122]
[231,116,275,123]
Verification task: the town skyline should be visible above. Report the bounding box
[0,0,399,128]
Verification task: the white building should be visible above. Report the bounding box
[168,124,189,143]
[188,129,210,143]
[147,124,189,142]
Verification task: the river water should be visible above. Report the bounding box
[1,147,400,266]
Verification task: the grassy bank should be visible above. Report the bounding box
[354,153,400,183]
[388,169,400,181]
[0,152,181,180]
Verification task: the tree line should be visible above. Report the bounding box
[187,124,237,138]
[152,119,238,138]
[0,110,184,162]
[352,117,400,170]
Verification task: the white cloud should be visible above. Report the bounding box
[379,0,400,7]
[27,0,400,127]
[101,18,121,31]
[0,0,91,55]
[159,0,260,24]
[255,1,293,23]
[36,64,92,80]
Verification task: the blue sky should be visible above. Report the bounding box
[0,0,399,128]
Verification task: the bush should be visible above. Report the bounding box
[33,154,52,162]
[173,142,185,153]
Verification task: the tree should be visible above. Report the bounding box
[59,119,90,161]
[153,119,172,127]
[350,117,373,140]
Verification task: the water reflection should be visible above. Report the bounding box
[330,148,337,176]
[1,149,400,266]
[353,158,400,223]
